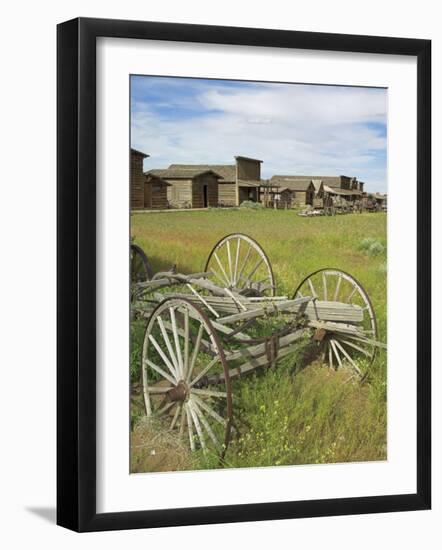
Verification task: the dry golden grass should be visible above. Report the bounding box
[131,418,197,473]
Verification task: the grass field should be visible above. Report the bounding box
[130,208,387,473]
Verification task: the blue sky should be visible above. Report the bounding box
[131,76,387,192]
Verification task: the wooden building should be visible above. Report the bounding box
[275,174,363,192]
[147,167,221,209]
[269,176,315,206]
[260,181,281,207]
[130,148,149,210]
[144,174,171,209]
[268,187,296,209]
[276,187,295,208]
[321,185,364,213]
[259,182,294,208]
[311,179,325,208]
[166,156,262,206]
[271,174,367,206]
[236,156,262,203]
[168,164,238,206]
[362,192,387,212]
[323,185,358,201]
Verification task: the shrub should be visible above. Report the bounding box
[358,237,377,251]
[358,238,386,256]
[378,261,387,274]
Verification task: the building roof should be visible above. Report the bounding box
[147,167,222,180]
[145,173,171,186]
[131,148,149,158]
[238,179,264,188]
[269,176,315,191]
[311,179,323,192]
[234,155,263,163]
[271,175,348,188]
[259,185,293,194]
[323,185,362,196]
[166,164,235,182]
[162,156,263,183]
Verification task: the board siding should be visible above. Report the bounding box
[192,173,219,208]
[148,183,169,209]
[130,151,146,209]
[167,180,193,208]
[219,182,237,206]
[236,157,261,181]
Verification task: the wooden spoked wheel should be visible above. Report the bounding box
[293,269,378,373]
[131,243,153,283]
[142,298,233,455]
[204,233,275,297]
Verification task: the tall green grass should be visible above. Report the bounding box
[131,210,387,470]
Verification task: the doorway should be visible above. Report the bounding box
[203,185,208,207]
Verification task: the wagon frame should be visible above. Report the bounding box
[131,233,385,457]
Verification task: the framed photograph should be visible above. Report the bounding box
[57,17,431,532]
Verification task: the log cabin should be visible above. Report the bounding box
[165,156,263,207]
[269,176,315,206]
[147,167,221,209]
[168,164,237,206]
[273,174,364,192]
[144,174,171,209]
[270,175,365,206]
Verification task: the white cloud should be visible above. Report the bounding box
[201,84,386,127]
[131,80,387,192]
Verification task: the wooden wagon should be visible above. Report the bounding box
[130,234,385,456]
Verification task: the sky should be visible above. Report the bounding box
[131,75,387,192]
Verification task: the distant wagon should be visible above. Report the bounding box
[373,193,388,211]
[363,193,387,212]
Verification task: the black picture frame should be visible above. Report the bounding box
[57,17,431,532]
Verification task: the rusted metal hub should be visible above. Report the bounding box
[167,380,189,402]
[313,327,327,342]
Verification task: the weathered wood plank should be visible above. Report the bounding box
[206,341,304,383]
[224,328,308,362]
[216,297,361,325]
